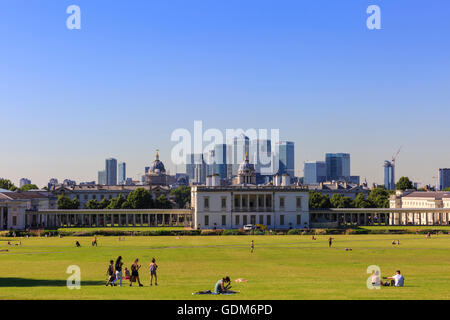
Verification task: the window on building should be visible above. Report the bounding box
[280,197,285,209]
[204,215,209,226]
[204,197,209,209]
[243,215,248,225]
[234,196,240,208]
[222,215,226,226]
[250,215,256,225]
[235,215,240,225]
[93,195,97,200]
[266,215,271,225]
[84,195,88,200]
[259,215,264,225]
[296,197,302,209]
[221,197,226,209]
[12,216,17,226]
[280,215,285,225]
[101,195,105,200]
[109,195,113,199]
[297,214,301,225]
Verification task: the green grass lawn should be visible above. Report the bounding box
[1,234,449,300]
[56,226,186,232]
[360,225,450,231]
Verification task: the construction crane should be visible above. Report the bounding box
[392,146,402,168]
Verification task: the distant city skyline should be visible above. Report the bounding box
[1,1,449,188]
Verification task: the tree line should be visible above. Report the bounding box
[56,186,192,210]
[309,177,415,209]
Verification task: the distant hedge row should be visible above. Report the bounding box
[2,228,449,237]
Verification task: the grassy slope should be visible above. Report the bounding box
[0,235,449,300]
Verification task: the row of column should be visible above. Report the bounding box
[390,212,450,226]
[234,194,272,212]
[25,213,192,228]
[311,213,388,226]
[311,212,450,226]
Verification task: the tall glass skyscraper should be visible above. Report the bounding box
[230,134,250,176]
[212,144,228,179]
[250,139,272,176]
[105,158,117,185]
[384,160,395,190]
[118,162,126,185]
[278,141,295,178]
[439,168,450,190]
[98,170,106,185]
[304,161,327,185]
[325,153,350,181]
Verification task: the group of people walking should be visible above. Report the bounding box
[106,256,158,287]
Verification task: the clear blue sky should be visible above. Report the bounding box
[1,0,449,188]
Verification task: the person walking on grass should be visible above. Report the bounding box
[113,256,123,287]
[328,237,334,248]
[250,240,254,253]
[92,236,98,247]
[149,258,158,286]
[130,258,143,287]
[106,260,115,286]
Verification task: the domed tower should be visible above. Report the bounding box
[148,150,166,174]
[235,153,256,185]
[145,150,168,185]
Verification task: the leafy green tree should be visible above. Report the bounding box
[330,194,353,208]
[99,198,110,209]
[121,201,132,209]
[86,199,98,209]
[57,195,79,209]
[444,187,450,191]
[0,179,16,191]
[108,194,126,209]
[367,187,390,208]
[169,186,191,208]
[308,191,331,209]
[19,184,39,191]
[155,195,172,209]
[126,188,153,209]
[396,176,414,191]
[352,193,370,208]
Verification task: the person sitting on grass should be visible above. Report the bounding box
[214,276,239,294]
[75,241,81,247]
[383,270,404,287]
[124,267,131,280]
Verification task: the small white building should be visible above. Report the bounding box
[0,191,55,230]
[191,154,309,229]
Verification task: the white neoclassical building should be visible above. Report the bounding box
[389,190,450,225]
[191,155,309,230]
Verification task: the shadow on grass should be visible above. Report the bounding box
[0,277,104,287]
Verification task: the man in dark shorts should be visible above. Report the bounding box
[106,260,115,286]
[250,240,254,253]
